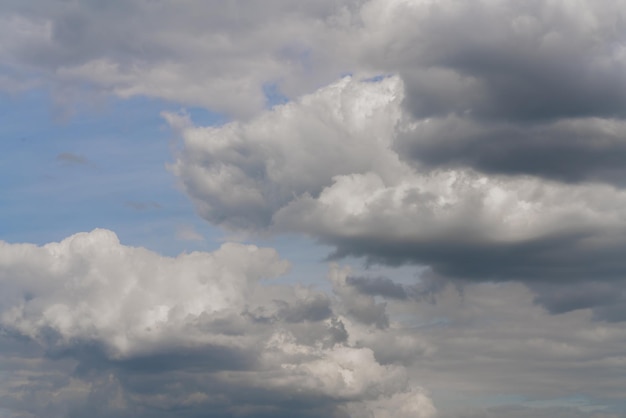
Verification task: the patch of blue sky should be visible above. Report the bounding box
[263,82,289,108]
[0,88,226,256]
[362,74,393,83]
[0,85,423,288]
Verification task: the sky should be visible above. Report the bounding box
[1,0,626,417]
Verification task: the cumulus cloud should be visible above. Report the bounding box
[0,230,435,417]
[168,75,404,230]
[171,75,626,320]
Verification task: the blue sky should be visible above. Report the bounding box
[0,89,223,254]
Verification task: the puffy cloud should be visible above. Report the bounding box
[171,75,626,320]
[168,75,405,230]
[0,230,435,417]
[0,228,289,357]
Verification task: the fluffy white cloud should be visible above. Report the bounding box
[0,230,435,417]
[0,228,289,357]
[168,75,405,230]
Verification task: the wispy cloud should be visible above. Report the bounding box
[175,224,204,241]
[56,152,88,166]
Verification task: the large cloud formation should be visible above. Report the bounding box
[0,230,436,417]
[171,75,626,321]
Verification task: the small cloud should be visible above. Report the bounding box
[125,201,162,211]
[56,152,88,166]
[176,225,204,241]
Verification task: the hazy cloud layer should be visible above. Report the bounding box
[0,0,366,116]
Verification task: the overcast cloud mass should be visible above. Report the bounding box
[2,0,626,417]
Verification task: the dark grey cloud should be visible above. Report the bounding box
[355,0,626,185]
[347,275,409,299]
[530,281,626,322]
[373,0,626,121]
[327,229,626,283]
[276,294,333,323]
[346,273,445,303]
[395,117,626,186]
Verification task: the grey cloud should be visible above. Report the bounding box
[0,0,363,116]
[395,117,626,186]
[324,229,626,283]
[347,276,409,300]
[366,0,626,184]
[276,294,333,323]
[531,281,626,322]
[346,272,446,303]
[446,405,621,418]
[329,266,390,329]
[394,281,626,416]
[375,0,626,122]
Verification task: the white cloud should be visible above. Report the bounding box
[0,229,435,417]
[171,75,626,293]
[168,75,406,230]
[0,228,289,357]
